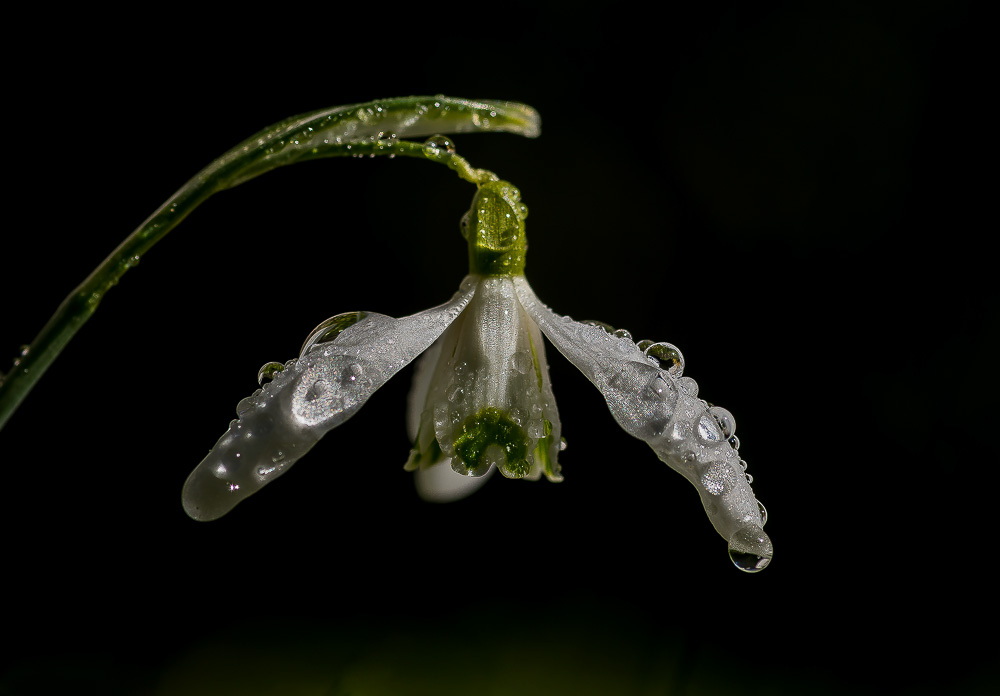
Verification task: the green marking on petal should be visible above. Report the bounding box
[452,407,530,478]
[527,327,544,392]
[532,419,562,481]
[405,437,443,472]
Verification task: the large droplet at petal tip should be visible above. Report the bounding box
[727,525,773,573]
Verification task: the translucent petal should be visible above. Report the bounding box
[414,458,495,503]
[514,277,765,545]
[182,280,477,520]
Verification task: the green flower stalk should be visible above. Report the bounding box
[0,96,772,572]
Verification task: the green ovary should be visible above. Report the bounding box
[452,407,530,478]
[464,180,528,276]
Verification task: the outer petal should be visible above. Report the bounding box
[182,279,477,520]
[514,277,769,554]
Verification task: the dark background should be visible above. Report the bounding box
[1,2,993,694]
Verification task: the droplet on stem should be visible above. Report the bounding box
[423,134,456,156]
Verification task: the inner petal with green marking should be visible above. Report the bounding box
[406,275,563,484]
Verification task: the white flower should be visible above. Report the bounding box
[182,180,772,571]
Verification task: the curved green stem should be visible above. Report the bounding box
[0,96,540,430]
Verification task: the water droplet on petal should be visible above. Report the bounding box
[677,376,699,397]
[509,351,532,375]
[643,342,684,376]
[582,319,616,334]
[257,361,285,385]
[559,437,568,451]
[758,501,768,526]
[728,525,773,573]
[300,311,368,356]
[612,328,632,340]
[696,414,722,443]
[340,362,363,387]
[709,406,736,439]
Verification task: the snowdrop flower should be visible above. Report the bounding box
[182,179,772,572]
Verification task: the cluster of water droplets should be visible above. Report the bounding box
[515,286,771,573]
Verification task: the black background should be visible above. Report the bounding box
[1,2,993,694]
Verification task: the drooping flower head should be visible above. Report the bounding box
[182,175,772,572]
[0,95,768,570]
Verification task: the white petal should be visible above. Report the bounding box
[414,459,495,503]
[182,280,476,520]
[513,277,765,545]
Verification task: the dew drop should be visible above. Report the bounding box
[729,435,741,450]
[559,437,568,451]
[696,414,722,443]
[677,376,699,397]
[727,525,773,573]
[643,342,684,376]
[422,134,456,155]
[447,384,465,403]
[709,406,736,439]
[300,311,368,356]
[257,361,285,385]
[582,319,616,334]
[509,351,532,374]
[340,362,363,387]
[612,328,632,340]
[758,501,768,526]
[305,380,329,401]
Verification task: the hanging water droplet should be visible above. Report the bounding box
[257,361,285,385]
[727,525,772,573]
[758,501,768,526]
[300,311,368,356]
[422,134,455,156]
[728,435,741,450]
[708,406,736,439]
[559,437,568,451]
[643,342,684,376]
